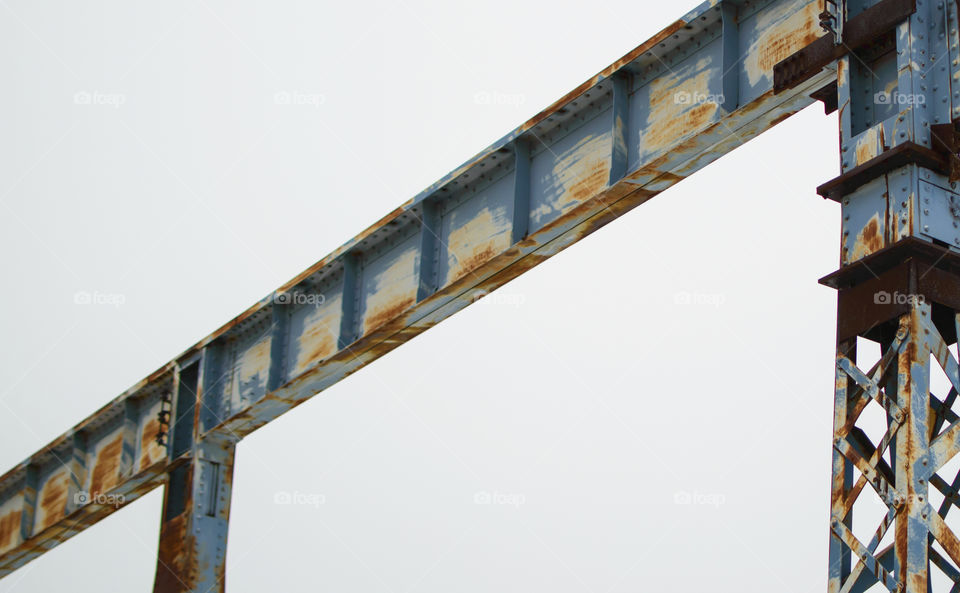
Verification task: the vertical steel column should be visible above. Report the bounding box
[153,355,238,593]
[154,436,236,593]
[893,304,931,592]
[820,0,960,590]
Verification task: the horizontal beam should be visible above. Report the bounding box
[0,0,832,578]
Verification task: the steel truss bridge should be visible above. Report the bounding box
[3,0,960,590]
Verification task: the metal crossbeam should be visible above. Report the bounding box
[10,0,960,591]
[0,3,835,587]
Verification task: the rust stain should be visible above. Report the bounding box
[445,207,512,285]
[903,339,917,396]
[155,500,197,590]
[533,134,612,225]
[364,296,416,336]
[563,159,610,208]
[239,338,271,387]
[893,201,914,240]
[645,65,718,157]
[230,336,272,408]
[849,215,884,262]
[909,574,926,593]
[361,248,419,335]
[769,112,793,127]
[36,470,70,534]
[140,416,165,471]
[89,433,123,497]
[299,326,337,366]
[553,136,611,210]
[906,201,913,236]
[837,58,848,127]
[292,296,342,376]
[449,244,497,284]
[0,508,20,553]
[855,125,885,166]
[653,171,685,186]
[746,0,822,86]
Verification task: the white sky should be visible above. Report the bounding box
[0,1,844,591]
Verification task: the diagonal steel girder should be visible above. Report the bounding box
[0,0,841,590]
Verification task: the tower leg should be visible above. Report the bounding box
[153,436,235,593]
[826,253,960,592]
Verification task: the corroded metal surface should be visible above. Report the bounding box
[827,299,960,593]
[822,0,960,591]
[153,436,235,593]
[0,0,835,588]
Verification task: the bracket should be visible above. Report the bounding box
[932,123,960,182]
[774,0,916,93]
[820,238,960,341]
[819,0,845,45]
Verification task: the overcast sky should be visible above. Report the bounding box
[0,1,848,591]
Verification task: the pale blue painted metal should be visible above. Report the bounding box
[0,0,854,591]
[825,1,960,590]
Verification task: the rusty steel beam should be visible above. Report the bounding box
[0,0,837,588]
[816,0,960,591]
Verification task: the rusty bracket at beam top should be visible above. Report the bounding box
[817,142,951,201]
[816,126,960,201]
[818,0,845,45]
[773,0,916,94]
[820,238,960,342]
[811,81,838,115]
